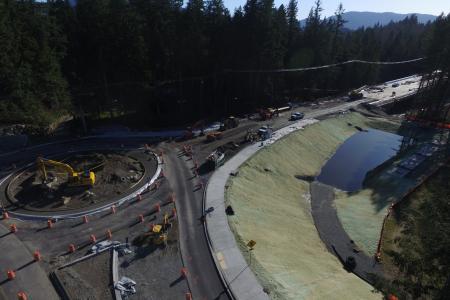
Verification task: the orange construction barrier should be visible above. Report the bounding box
[138,214,144,223]
[68,244,76,253]
[111,205,116,214]
[180,267,188,278]
[17,292,28,300]
[2,211,10,219]
[83,215,89,223]
[10,223,17,233]
[33,250,41,261]
[106,229,112,240]
[90,234,96,244]
[185,292,192,300]
[7,270,16,280]
[47,219,53,229]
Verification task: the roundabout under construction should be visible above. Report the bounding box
[0,149,157,219]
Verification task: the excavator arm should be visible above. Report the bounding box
[36,157,95,187]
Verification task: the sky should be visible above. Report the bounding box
[222,0,449,19]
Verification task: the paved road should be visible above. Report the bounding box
[0,224,59,300]
[164,144,229,300]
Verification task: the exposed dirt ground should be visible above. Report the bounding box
[7,152,144,211]
[57,251,113,300]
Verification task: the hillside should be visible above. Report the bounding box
[301,11,437,30]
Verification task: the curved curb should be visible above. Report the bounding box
[204,119,318,300]
[202,179,235,300]
[0,152,162,221]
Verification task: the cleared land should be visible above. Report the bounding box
[381,163,450,297]
[226,112,391,300]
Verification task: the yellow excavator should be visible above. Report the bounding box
[36,157,96,187]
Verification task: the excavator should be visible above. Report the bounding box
[36,157,96,188]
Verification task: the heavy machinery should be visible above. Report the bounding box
[36,157,96,187]
[206,149,225,170]
[245,130,259,143]
[348,87,365,100]
[206,131,223,142]
[221,116,239,131]
[259,106,291,121]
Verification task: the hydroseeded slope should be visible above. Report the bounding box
[226,113,385,300]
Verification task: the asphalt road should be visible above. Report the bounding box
[164,143,229,300]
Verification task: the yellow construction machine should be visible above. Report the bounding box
[36,157,96,187]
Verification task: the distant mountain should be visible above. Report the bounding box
[300,11,437,30]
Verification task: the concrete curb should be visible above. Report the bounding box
[204,118,318,300]
[112,249,122,300]
[202,179,235,300]
[0,152,162,221]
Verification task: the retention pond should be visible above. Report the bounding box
[317,128,402,192]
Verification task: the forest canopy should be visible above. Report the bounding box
[0,0,447,127]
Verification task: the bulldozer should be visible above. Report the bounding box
[36,157,96,188]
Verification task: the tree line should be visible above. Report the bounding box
[0,0,446,128]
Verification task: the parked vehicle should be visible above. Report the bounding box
[290,112,305,121]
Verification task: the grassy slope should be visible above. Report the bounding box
[381,163,450,278]
[226,112,389,300]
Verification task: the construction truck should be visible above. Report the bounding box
[259,106,291,121]
[220,116,239,131]
[259,108,275,121]
[206,131,223,142]
[36,157,96,187]
[348,86,365,100]
[205,149,225,170]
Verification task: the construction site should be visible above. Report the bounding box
[0,73,449,300]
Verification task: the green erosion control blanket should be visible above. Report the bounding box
[227,113,390,299]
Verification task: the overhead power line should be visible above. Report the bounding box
[224,57,426,73]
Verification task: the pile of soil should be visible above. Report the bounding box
[7,152,145,211]
[56,251,113,300]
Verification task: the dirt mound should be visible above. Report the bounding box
[7,151,147,211]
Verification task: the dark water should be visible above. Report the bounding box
[317,129,402,192]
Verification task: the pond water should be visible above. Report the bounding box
[317,128,402,192]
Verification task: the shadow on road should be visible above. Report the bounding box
[169,275,184,287]
[16,260,36,271]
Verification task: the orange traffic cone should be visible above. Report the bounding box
[180,267,188,278]
[68,244,76,253]
[90,234,96,244]
[33,250,42,261]
[7,270,16,280]
[10,224,17,233]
